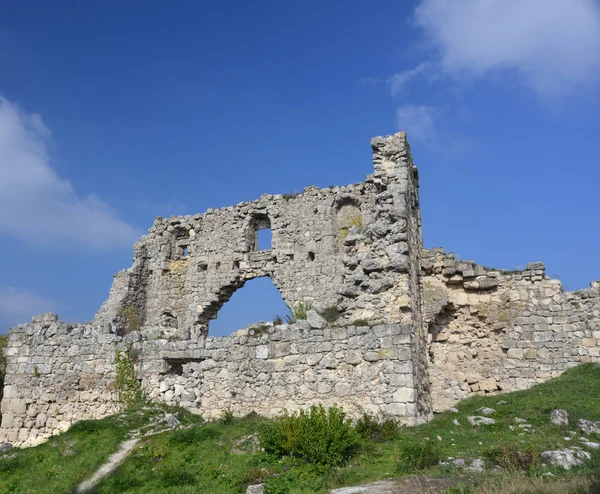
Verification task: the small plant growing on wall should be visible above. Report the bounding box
[284,300,313,323]
[115,345,143,408]
[119,304,141,335]
[339,215,363,240]
[33,365,40,378]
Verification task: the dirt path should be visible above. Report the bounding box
[75,438,140,493]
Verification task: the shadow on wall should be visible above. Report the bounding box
[208,276,289,337]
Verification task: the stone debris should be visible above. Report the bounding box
[550,409,569,427]
[477,407,496,416]
[449,407,459,414]
[540,448,591,470]
[577,419,600,435]
[246,484,264,494]
[467,416,496,426]
[579,438,600,449]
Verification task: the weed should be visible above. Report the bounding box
[282,191,300,201]
[351,319,370,327]
[355,413,400,442]
[339,215,363,240]
[487,443,541,471]
[396,439,441,473]
[285,300,313,323]
[118,304,141,335]
[115,345,144,408]
[221,409,235,425]
[33,365,40,378]
[272,314,284,325]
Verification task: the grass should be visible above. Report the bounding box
[1,364,599,493]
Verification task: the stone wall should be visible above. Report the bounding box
[0,314,119,446]
[0,132,431,447]
[422,248,600,412]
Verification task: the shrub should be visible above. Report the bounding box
[259,404,360,465]
[355,413,400,442]
[351,319,370,327]
[487,443,540,471]
[115,345,144,408]
[272,314,284,325]
[396,439,441,473]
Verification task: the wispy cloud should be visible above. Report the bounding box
[414,0,600,98]
[0,97,141,249]
[396,105,439,143]
[389,62,433,97]
[0,287,56,331]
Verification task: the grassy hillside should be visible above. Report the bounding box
[0,364,599,493]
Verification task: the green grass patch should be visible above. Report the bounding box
[1,364,600,493]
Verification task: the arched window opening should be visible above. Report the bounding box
[208,277,288,337]
[246,213,272,252]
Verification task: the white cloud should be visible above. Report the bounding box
[0,97,140,249]
[414,0,600,97]
[389,62,432,97]
[0,287,56,331]
[396,105,439,142]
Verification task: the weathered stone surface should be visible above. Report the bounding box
[306,311,326,329]
[540,448,591,469]
[578,419,600,435]
[467,416,496,426]
[246,484,264,494]
[550,409,569,427]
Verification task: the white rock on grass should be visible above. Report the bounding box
[467,416,496,426]
[540,448,591,470]
[477,407,496,416]
[577,419,600,435]
[550,409,569,426]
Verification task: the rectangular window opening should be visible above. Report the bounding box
[308,252,315,261]
[257,227,272,251]
[233,260,240,269]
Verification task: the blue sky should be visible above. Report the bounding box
[1,0,599,334]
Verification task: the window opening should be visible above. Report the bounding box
[308,252,315,261]
[257,227,272,250]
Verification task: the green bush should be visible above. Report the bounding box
[355,413,400,442]
[487,443,540,471]
[259,405,360,465]
[396,439,441,473]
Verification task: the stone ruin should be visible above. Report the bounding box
[1,132,598,447]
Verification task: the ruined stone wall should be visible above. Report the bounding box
[0,132,430,447]
[136,320,423,423]
[0,314,119,446]
[422,248,600,412]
